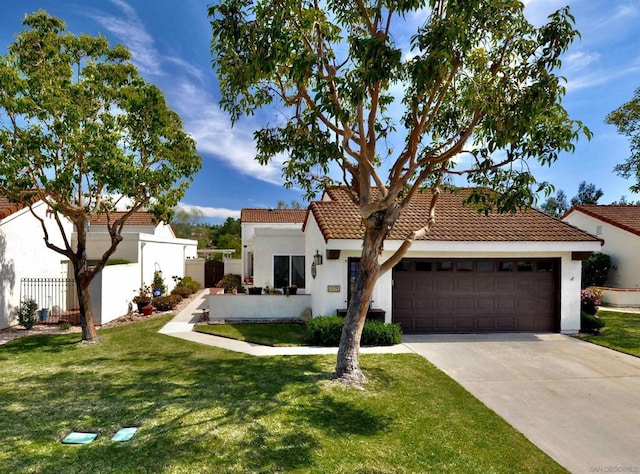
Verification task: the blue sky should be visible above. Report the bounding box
[1,1,639,223]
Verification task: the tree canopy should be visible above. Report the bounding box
[0,11,201,340]
[570,181,603,206]
[607,87,640,194]
[210,0,589,384]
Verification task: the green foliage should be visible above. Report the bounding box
[579,310,640,357]
[306,316,401,346]
[152,294,182,311]
[171,285,194,298]
[152,271,167,295]
[606,87,640,194]
[570,181,603,206]
[540,189,569,217]
[582,252,612,288]
[176,276,202,293]
[581,287,603,315]
[216,273,244,292]
[12,299,38,330]
[0,11,201,339]
[581,311,605,335]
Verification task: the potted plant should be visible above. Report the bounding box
[284,285,298,296]
[152,270,166,297]
[133,285,152,312]
[38,307,50,322]
[248,287,263,295]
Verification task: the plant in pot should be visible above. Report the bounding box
[248,286,263,295]
[152,270,166,297]
[284,285,297,296]
[133,285,152,312]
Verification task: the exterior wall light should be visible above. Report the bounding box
[313,250,323,266]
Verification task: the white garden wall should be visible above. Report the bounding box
[0,202,72,329]
[208,293,312,320]
[90,263,140,325]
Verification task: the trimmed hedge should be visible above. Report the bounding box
[581,311,605,335]
[306,316,402,346]
[171,286,193,298]
[177,276,202,293]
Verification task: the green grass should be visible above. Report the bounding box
[0,316,565,473]
[580,310,640,357]
[196,322,308,346]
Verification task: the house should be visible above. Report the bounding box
[239,187,602,333]
[240,208,307,288]
[0,197,73,329]
[78,211,198,324]
[562,205,640,306]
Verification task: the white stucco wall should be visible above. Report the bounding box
[304,213,598,333]
[90,263,140,325]
[185,258,205,287]
[563,211,638,288]
[0,202,72,329]
[241,221,304,282]
[252,227,305,290]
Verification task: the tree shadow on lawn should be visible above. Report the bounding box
[0,330,391,473]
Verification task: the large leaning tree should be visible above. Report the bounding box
[606,86,640,194]
[0,11,201,342]
[210,0,589,385]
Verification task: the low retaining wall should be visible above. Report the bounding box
[208,293,312,320]
[599,287,640,308]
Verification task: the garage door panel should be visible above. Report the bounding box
[393,258,558,333]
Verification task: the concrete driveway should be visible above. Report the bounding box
[403,333,640,473]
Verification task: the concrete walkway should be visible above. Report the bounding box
[158,289,412,356]
[160,296,640,472]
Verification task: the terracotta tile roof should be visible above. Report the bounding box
[308,187,599,242]
[0,196,27,220]
[241,208,307,224]
[89,211,157,226]
[565,205,640,238]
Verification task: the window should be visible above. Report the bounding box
[394,261,412,272]
[415,261,432,272]
[274,255,305,289]
[498,261,513,272]
[517,261,534,272]
[436,261,453,272]
[456,261,473,272]
[477,261,494,272]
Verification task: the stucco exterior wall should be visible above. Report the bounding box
[563,211,638,288]
[208,293,312,320]
[252,227,305,290]
[241,221,304,283]
[0,202,72,329]
[304,214,597,333]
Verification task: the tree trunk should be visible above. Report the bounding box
[72,222,99,342]
[335,211,390,386]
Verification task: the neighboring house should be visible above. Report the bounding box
[240,208,307,288]
[563,205,640,290]
[241,188,602,334]
[0,197,72,329]
[76,211,198,324]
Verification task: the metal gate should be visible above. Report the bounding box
[20,278,81,324]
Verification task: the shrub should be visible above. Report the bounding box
[216,274,244,293]
[582,252,612,288]
[176,276,202,293]
[361,321,402,345]
[152,270,167,295]
[306,316,402,346]
[152,294,182,311]
[581,311,605,335]
[581,287,603,315]
[12,299,38,330]
[171,286,193,298]
[58,322,71,330]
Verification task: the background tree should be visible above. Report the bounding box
[570,181,603,206]
[172,207,205,241]
[0,12,201,341]
[276,199,304,209]
[607,87,640,193]
[210,0,588,385]
[540,189,569,217]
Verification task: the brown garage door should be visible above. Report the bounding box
[392,259,559,333]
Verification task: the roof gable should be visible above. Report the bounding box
[241,208,307,224]
[308,187,599,243]
[565,205,640,238]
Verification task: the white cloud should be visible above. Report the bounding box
[176,203,240,219]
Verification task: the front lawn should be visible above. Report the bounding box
[196,322,307,346]
[0,316,564,473]
[580,309,640,357]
